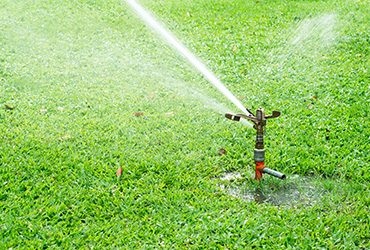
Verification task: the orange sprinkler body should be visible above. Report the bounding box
[225,108,286,181]
[255,161,265,181]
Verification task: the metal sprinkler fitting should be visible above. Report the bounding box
[225,108,286,181]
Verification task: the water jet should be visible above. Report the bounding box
[125,0,250,118]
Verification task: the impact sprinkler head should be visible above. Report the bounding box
[225,108,286,181]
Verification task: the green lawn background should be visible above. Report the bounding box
[1,0,369,248]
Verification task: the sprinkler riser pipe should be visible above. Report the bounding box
[254,149,265,162]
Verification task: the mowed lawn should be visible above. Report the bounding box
[1,0,369,248]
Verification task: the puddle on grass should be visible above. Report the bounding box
[217,172,333,207]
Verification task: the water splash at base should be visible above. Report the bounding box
[218,172,333,207]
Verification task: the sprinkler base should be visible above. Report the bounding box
[255,162,286,180]
[255,161,265,181]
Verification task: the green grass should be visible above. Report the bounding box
[1,0,370,248]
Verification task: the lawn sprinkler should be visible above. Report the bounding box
[225,108,286,181]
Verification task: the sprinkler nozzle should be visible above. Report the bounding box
[225,113,241,121]
[225,107,285,181]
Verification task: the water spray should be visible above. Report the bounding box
[125,0,250,117]
[225,108,286,181]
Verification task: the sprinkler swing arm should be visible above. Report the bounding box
[225,108,286,181]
